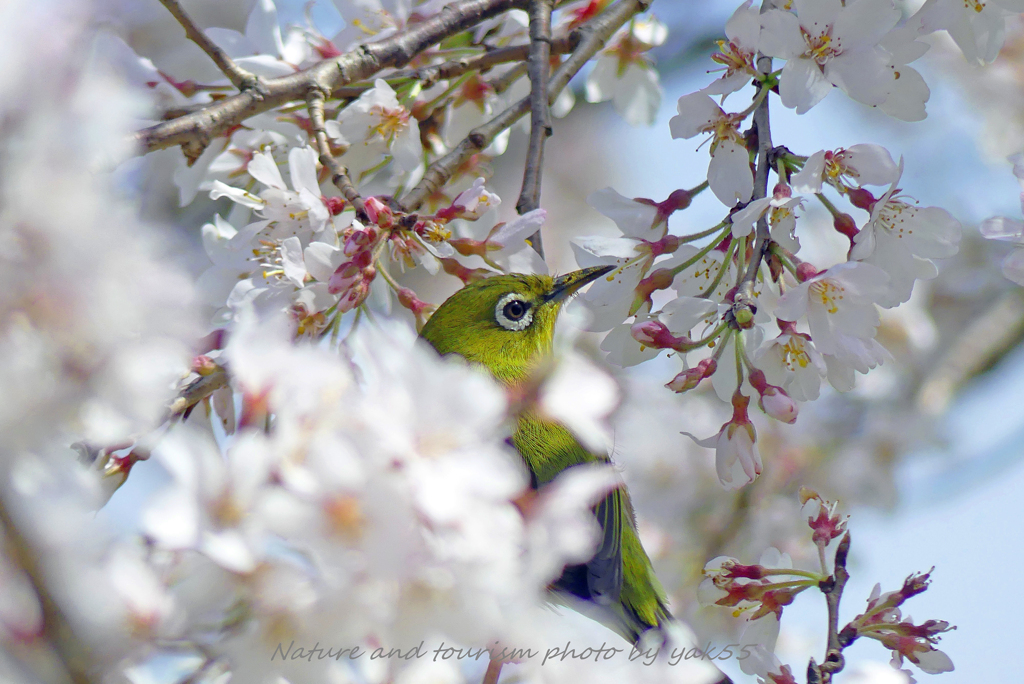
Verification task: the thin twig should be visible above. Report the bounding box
[401,34,578,90]
[0,495,96,684]
[732,53,773,317]
[307,87,366,219]
[158,0,262,93]
[167,366,229,418]
[136,0,528,162]
[814,531,851,684]
[516,0,555,258]
[400,0,652,212]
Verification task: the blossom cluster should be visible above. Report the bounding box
[572,0,969,491]
[699,491,954,683]
[0,0,991,682]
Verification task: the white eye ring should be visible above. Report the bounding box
[495,293,534,331]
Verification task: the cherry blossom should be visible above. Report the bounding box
[980,153,1024,285]
[686,392,763,489]
[730,182,804,247]
[205,0,310,78]
[705,0,761,97]
[585,16,667,126]
[670,93,752,206]
[210,146,331,240]
[758,0,902,113]
[850,167,962,307]
[326,79,423,179]
[911,0,1024,65]
[775,262,891,391]
[790,144,900,195]
[754,323,827,401]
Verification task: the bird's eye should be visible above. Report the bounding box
[504,300,526,319]
[495,293,534,331]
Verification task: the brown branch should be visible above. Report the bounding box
[813,531,851,684]
[0,495,97,684]
[158,0,262,93]
[400,0,651,212]
[135,0,528,161]
[167,366,229,418]
[307,88,366,219]
[732,52,773,317]
[491,62,530,95]
[400,34,577,89]
[516,0,555,258]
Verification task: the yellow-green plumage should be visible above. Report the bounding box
[420,268,670,645]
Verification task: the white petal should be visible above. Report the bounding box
[587,187,660,238]
[758,9,806,58]
[659,296,719,333]
[913,648,954,674]
[204,28,248,57]
[280,236,306,287]
[615,64,662,127]
[490,209,546,246]
[795,0,842,32]
[708,138,753,206]
[584,55,617,103]
[288,146,321,196]
[843,144,899,186]
[304,241,344,282]
[731,197,770,237]
[247,150,286,189]
[726,0,760,47]
[826,50,891,106]
[571,235,641,260]
[669,93,721,139]
[392,125,424,172]
[775,282,810,321]
[246,0,285,58]
[209,181,264,209]
[791,150,826,194]
[833,0,900,51]
[779,57,833,113]
[981,216,1024,242]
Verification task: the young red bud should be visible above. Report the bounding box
[630,320,691,351]
[795,262,820,282]
[324,196,346,215]
[846,187,876,211]
[666,358,717,392]
[833,212,859,241]
[364,196,395,228]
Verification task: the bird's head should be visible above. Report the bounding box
[420,265,613,383]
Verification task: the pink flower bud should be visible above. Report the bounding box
[364,196,394,228]
[795,262,820,282]
[833,212,859,241]
[343,225,379,256]
[666,358,716,392]
[748,368,798,423]
[846,187,876,211]
[323,196,345,215]
[630,320,690,350]
[760,388,798,424]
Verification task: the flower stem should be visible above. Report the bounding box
[668,226,731,278]
[697,236,736,298]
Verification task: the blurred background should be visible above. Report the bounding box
[99,1,1024,681]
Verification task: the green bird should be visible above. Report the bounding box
[420,265,670,645]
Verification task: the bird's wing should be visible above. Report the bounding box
[588,486,624,604]
[513,413,623,603]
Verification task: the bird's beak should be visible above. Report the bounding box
[543,265,615,303]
